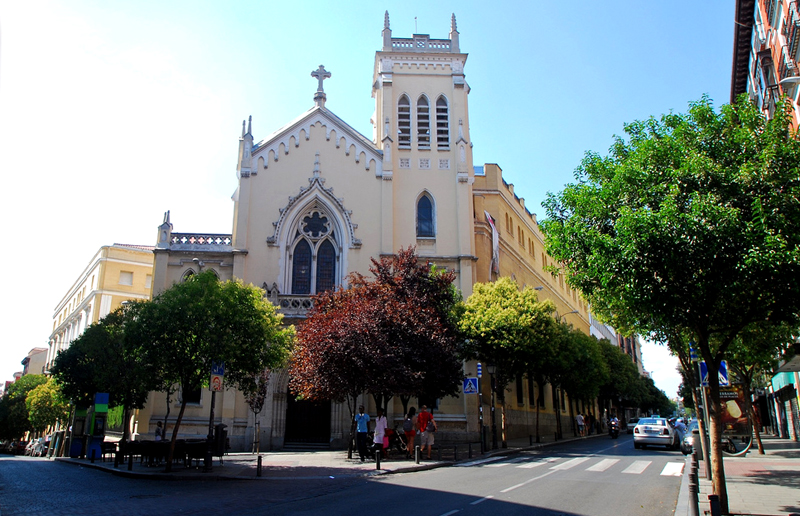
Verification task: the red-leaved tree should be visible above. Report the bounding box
[290,248,463,452]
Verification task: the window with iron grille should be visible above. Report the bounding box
[417,96,430,148]
[436,96,449,149]
[398,95,411,148]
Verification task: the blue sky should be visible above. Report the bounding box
[0,1,734,396]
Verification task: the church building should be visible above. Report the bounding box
[143,13,591,450]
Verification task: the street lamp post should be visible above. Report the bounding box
[486,363,498,450]
[559,310,579,323]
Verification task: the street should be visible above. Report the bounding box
[0,435,685,516]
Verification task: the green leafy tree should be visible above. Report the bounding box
[0,375,48,440]
[558,326,609,436]
[596,339,642,417]
[51,303,158,446]
[131,271,294,471]
[460,277,557,445]
[542,96,800,511]
[25,378,70,433]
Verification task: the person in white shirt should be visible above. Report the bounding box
[373,407,388,458]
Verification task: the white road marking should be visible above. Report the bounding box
[660,462,685,476]
[486,462,511,468]
[586,458,619,472]
[500,470,557,493]
[622,460,652,474]
[470,496,494,505]
[456,457,506,467]
[550,457,590,470]
[517,460,548,469]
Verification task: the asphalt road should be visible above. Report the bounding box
[0,434,685,516]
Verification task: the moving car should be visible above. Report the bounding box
[633,417,680,450]
[626,417,640,434]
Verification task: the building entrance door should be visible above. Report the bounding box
[284,389,331,444]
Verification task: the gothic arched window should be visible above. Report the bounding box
[417,96,430,148]
[316,239,336,293]
[398,95,411,148]
[287,205,340,295]
[417,194,435,238]
[291,239,312,294]
[436,96,449,149]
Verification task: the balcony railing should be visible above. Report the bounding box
[277,295,313,317]
[169,233,232,249]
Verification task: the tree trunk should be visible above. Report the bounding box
[162,389,172,434]
[400,395,410,418]
[552,387,562,439]
[568,397,576,437]
[741,381,764,455]
[121,406,131,448]
[705,355,729,515]
[165,399,188,473]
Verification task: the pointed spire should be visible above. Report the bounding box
[163,210,171,224]
[382,10,392,51]
[247,115,252,135]
[449,13,460,53]
[241,120,246,137]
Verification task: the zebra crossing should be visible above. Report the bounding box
[457,454,684,477]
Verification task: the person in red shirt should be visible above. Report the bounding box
[417,405,436,459]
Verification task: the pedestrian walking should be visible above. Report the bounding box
[576,413,585,437]
[354,405,370,462]
[417,405,437,459]
[155,421,164,441]
[403,407,417,459]
[373,407,388,459]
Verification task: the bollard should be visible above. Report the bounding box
[114,451,120,468]
[415,445,420,464]
[688,472,699,516]
[128,454,133,471]
[529,435,533,446]
[90,449,96,464]
[453,446,458,462]
[257,455,262,477]
[708,495,721,516]
[468,443,473,459]
[375,444,382,470]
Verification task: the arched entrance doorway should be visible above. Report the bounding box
[284,389,332,445]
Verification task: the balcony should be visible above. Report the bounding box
[276,295,314,318]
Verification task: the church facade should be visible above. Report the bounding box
[142,14,593,450]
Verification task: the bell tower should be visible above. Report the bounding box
[372,12,476,295]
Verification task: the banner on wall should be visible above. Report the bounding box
[484,211,499,277]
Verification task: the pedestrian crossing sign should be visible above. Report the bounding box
[700,360,729,387]
[463,377,479,394]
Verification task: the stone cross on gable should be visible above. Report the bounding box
[311,65,331,93]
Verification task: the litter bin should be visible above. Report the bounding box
[213,424,227,457]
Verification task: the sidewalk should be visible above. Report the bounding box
[53,429,599,481]
[676,434,800,516]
